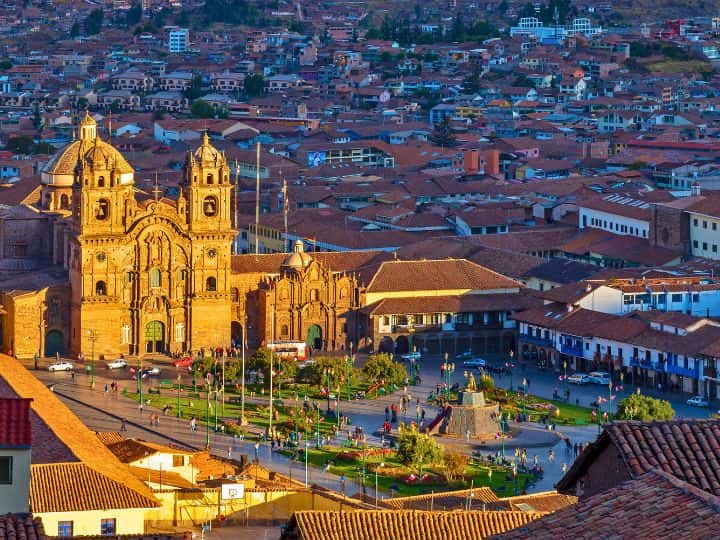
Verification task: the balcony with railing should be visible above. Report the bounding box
[519,332,553,347]
[666,363,698,378]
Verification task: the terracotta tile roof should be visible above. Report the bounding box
[95,431,124,445]
[493,470,720,540]
[366,259,521,294]
[281,510,542,540]
[381,487,500,511]
[0,514,46,540]
[129,466,195,489]
[0,354,159,511]
[492,491,577,513]
[31,462,157,513]
[106,439,193,464]
[190,450,242,482]
[0,398,32,448]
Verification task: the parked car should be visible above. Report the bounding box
[687,396,709,407]
[172,356,194,368]
[400,351,421,361]
[463,357,486,368]
[567,373,591,385]
[48,361,73,372]
[106,358,127,370]
[142,366,161,377]
[455,351,473,361]
[587,371,611,385]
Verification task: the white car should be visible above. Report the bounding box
[567,373,591,385]
[48,361,73,372]
[463,358,487,368]
[400,351,421,361]
[107,358,127,370]
[687,396,710,407]
[587,371,611,385]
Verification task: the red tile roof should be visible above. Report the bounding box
[493,470,720,540]
[0,514,46,540]
[0,398,32,448]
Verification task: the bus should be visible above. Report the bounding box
[268,340,308,361]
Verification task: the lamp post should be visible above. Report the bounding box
[499,410,506,459]
[597,394,602,434]
[375,462,384,508]
[336,390,341,431]
[193,353,198,394]
[304,441,310,487]
[563,360,568,400]
[608,381,613,419]
[137,358,143,405]
[316,401,321,448]
[214,385,219,432]
[241,316,247,425]
[206,388,211,449]
[440,354,454,400]
[176,374,182,419]
[508,350,515,391]
[294,394,299,442]
[87,329,98,389]
[324,368,334,414]
[345,354,352,402]
[522,377,527,420]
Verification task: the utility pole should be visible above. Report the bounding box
[87,329,98,389]
[282,177,289,252]
[268,302,275,439]
[254,142,261,254]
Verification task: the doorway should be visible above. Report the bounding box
[306,324,322,351]
[45,330,64,357]
[231,321,243,348]
[145,321,165,353]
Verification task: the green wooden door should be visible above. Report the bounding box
[145,321,165,353]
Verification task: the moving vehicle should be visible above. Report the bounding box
[268,340,308,361]
[400,351,421,361]
[142,366,161,377]
[567,373,591,385]
[48,361,73,372]
[106,358,127,370]
[463,357,486,368]
[587,371,611,385]
[173,356,194,368]
[455,351,473,361]
[687,396,710,407]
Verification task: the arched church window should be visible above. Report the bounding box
[230,287,239,302]
[95,281,107,296]
[150,268,161,288]
[310,289,320,302]
[98,176,105,187]
[281,324,289,337]
[206,276,217,292]
[178,269,187,281]
[203,196,218,217]
[207,173,214,184]
[60,194,70,209]
[96,199,110,220]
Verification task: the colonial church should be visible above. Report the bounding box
[0,114,530,362]
[0,114,364,359]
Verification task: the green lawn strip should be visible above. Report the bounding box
[239,381,382,402]
[491,389,593,425]
[280,446,532,497]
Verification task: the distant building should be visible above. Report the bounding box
[168,28,189,54]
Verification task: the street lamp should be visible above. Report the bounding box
[304,441,310,487]
[87,329,98,389]
[499,410,506,459]
[137,358,143,406]
[176,374,182,418]
[563,360,568,400]
[509,350,515,390]
[324,368,335,413]
[597,394,602,434]
[315,401,321,448]
[206,387,211,449]
[608,381,613,419]
[440,354,454,399]
[345,354,352,402]
[522,377,527,420]
[241,316,247,425]
[375,462,385,508]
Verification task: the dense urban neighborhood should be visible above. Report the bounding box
[1,1,720,539]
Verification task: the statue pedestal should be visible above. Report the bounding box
[458,391,486,407]
[439,390,498,439]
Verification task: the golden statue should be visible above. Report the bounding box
[465,370,477,392]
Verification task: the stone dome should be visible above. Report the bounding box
[192,132,225,166]
[41,113,134,187]
[282,240,313,271]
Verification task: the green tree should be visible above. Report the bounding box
[430,116,457,148]
[184,74,204,100]
[109,99,121,114]
[462,66,483,94]
[190,99,215,118]
[298,356,359,388]
[361,353,407,386]
[32,142,56,155]
[84,8,104,36]
[247,347,272,383]
[5,136,35,155]
[32,103,42,132]
[616,393,675,422]
[70,21,80,38]
[480,374,495,393]
[126,2,143,26]
[397,423,443,474]
[442,451,469,482]
[243,73,265,98]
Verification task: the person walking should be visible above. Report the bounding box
[548,448,554,462]
[120,418,127,432]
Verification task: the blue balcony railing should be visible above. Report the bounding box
[559,343,584,357]
[666,363,698,378]
[519,333,553,347]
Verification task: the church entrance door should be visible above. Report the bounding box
[145,321,165,353]
[45,330,64,357]
[307,324,322,352]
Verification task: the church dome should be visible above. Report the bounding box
[192,132,225,166]
[41,113,134,187]
[282,240,313,271]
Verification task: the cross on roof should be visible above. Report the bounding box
[152,171,162,202]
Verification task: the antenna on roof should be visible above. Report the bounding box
[108,111,112,145]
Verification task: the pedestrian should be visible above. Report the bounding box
[548,448,554,462]
[385,406,390,422]
[104,383,108,394]
[139,402,144,414]
[466,429,471,442]
[120,418,127,432]
[561,462,567,474]
[71,371,75,382]
[227,446,232,459]
[149,414,154,426]
[254,442,260,462]
[154,415,160,427]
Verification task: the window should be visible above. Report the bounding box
[60,194,70,209]
[175,323,185,342]
[714,245,718,253]
[178,269,187,281]
[671,293,683,302]
[150,268,161,288]
[95,280,107,296]
[310,289,320,302]
[714,222,718,231]
[96,198,110,220]
[12,243,27,258]
[0,456,11,484]
[693,218,699,227]
[692,293,700,303]
[704,220,708,229]
[124,271,134,284]
[206,276,217,292]
[57,522,73,537]
[121,324,131,345]
[203,196,218,217]
[623,295,634,305]
[703,242,708,251]
[230,287,239,302]
[100,518,116,536]
[98,176,105,187]
[280,324,289,337]
[206,173,214,184]
[172,455,184,467]
[382,316,390,326]
[693,240,699,249]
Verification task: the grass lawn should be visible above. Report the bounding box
[490,389,593,425]
[280,446,533,498]
[647,60,714,75]
[124,385,342,439]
